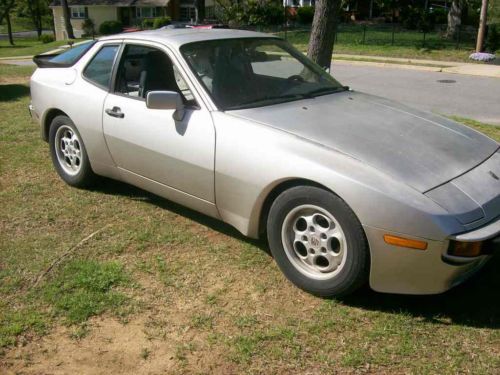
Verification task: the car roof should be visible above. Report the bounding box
[99,28,279,48]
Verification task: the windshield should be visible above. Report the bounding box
[180,38,345,110]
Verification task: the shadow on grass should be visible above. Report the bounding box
[341,255,500,329]
[0,84,30,101]
[92,177,269,253]
[91,178,498,329]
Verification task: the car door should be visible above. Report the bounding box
[102,42,216,205]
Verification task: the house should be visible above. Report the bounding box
[50,0,215,40]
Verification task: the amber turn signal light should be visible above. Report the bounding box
[448,241,483,257]
[383,235,428,250]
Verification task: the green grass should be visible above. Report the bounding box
[41,260,129,324]
[0,64,499,373]
[280,24,481,62]
[448,116,500,141]
[0,16,52,34]
[0,38,85,58]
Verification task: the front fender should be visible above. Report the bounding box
[212,112,465,241]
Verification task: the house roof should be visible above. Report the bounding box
[50,0,169,6]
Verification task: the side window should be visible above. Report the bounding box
[83,45,119,89]
[114,44,196,105]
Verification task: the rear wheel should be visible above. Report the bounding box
[49,115,96,187]
[267,186,369,297]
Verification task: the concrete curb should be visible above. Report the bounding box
[331,54,500,78]
[332,59,444,73]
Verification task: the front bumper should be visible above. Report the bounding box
[364,219,499,295]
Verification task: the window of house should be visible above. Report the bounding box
[136,7,156,18]
[71,6,86,19]
[179,6,196,22]
[205,6,215,19]
[114,44,196,105]
[83,45,120,89]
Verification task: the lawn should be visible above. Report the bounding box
[279,24,480,62]
[0,38,86,58]
[0,64,499,374]
[0,16,52,34]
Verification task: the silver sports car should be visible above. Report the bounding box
[29,29,499,297]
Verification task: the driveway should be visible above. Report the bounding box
[332,62,500,125]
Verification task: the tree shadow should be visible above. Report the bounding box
[91,177,498,329]
[0,84,30,102]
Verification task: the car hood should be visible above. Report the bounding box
[228,91,499,192]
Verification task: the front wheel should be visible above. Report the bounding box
[49,115,96,188]
[267,186,369,297]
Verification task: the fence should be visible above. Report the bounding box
[333,23,477,49]
[245,23,478,51]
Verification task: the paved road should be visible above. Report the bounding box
[331,62,500,125]
[0,30,51,40]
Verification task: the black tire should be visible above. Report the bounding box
[267,186,369,297]
[49,115,96,188]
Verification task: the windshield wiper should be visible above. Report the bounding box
[225,93,306,110]
[304,86,348,98]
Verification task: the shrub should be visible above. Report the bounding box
[430,7,447,25]
[82,18,95,37]
[141,18,154,29]
[401,6,435,32]
[40,34,55,44]
[216,1,284,26]
[153,16,171,29]
[99,20,122,35]
[485,24,499,53]
[263,4,285,25]
[297,6,314,24]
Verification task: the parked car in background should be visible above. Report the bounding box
[30,29,499,297]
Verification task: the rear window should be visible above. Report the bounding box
[50,41,95,65]
[33,40,96,68]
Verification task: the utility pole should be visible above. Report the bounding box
[475,0,488,52]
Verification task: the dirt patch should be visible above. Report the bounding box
[2,317,178,375]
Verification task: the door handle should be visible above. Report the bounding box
[105,106,125,118]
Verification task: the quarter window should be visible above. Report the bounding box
[83,45,119,89]
[71,6,86,19]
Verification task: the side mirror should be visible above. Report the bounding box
[146,91,185,121]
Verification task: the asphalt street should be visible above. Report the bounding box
[0,30,51,40]
[331,62,500,125]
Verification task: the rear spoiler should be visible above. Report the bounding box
[32,53,67,68]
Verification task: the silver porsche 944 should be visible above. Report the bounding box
[29,29,499,297]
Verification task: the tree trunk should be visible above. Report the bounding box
[61,0,75,39]
[0,0,16,26]
[446,0,462,38]
[196,0,205,22]
[307,0,340,69]
[475,0,488,52]
[35,3,43,38]
[27,0,43,38]
[6,9,13,45]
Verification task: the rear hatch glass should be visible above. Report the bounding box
[33,40,96,68]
